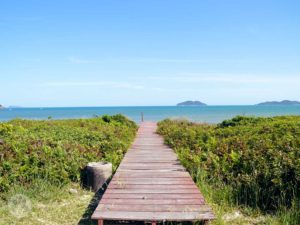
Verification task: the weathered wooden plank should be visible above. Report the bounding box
[110,180,194,185]
[92,211,215,221]
[122,161,180,163]
[96,204,211,212]
[111,177,193,180]
[122,158,179,161]
[114,172,190,178]
[118,166,185,170]
[119,162,182,166]
[100,198,205,204]
[124,154,177,158]
[122,164,178,167]
[114,173,187,176]
[109,184,196,189]
[101,193,205,199]
[118,168,185,173]
[106,189,201,194]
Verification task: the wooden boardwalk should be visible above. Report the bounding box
[92,122,215,224]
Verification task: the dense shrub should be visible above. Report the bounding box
[0,114,137,192]
[158,116,300,212]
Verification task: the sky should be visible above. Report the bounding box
[1,0,300,107]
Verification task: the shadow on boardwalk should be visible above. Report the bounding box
[77,185,104,225]
[77,182,145,225]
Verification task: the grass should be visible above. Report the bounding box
[157,116,300,225]
[0,180,95,225]
[0,115,137,225]
[194,172,280,225]
[1,115,299,224]
[0,179,279,225]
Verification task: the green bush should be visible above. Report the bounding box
[158,116,300,212]
[0,115,137,192]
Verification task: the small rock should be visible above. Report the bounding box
[36,203,47,208]
[80,194,91,201]
[222,210,243,221]
[0,139,4,145]
[69,188,78,194]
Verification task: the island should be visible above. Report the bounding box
[0,104,5,109]
[177,100,207,106]
[257,100,300,106]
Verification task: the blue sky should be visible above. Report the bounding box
[1,0,299,106]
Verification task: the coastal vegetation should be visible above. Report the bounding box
[0,115,137,224]
[0,114,137,192]
[158,116,300,224]
[1,114,300,224]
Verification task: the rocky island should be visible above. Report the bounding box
[0,104,5,109]
[177,100,207,106]
[257,100,300,106]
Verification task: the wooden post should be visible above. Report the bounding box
[98,220,104,225]
[141,112,144,122]
[86,162,112,192]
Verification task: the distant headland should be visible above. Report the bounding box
[7,106,22,108]
[0,105,24,109]
[257,100,300,106]
[177,100,207,106]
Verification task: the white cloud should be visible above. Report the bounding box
[143,73,300,85]
[67,57,213,64]
[43,81,144,90]
[117,58,209,63]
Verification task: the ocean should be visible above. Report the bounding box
[1,106,300,124]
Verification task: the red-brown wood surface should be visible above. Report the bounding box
[92,122,215,222]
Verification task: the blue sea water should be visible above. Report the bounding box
[1,106,300,124]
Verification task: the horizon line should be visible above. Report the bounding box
[2,104,299,108]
